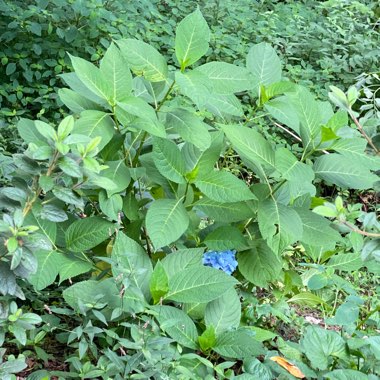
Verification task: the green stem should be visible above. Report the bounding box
[355,305,380,332]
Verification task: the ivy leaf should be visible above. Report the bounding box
[238,240,282,288]
[258,199,303,254]
[165,266,238,303]
[195,171,255,203]
[117,38,168,82]
[65,217,114,252]
[175,8,210,69]
[146,199,190,249]
[204,288,241,335]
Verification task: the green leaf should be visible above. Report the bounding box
[275,148,314,182]
[287,86,321,151]
[111,232,152,299]
[301,325,346,370]
[204,94,243,117]
[324,369,370,380]
[165,266,238,303]
[35,121,57,141]
[222,125,275,170]
[117,38,168,82]
[52,187,84,208]
[101,160,131,197]
[204,288,241,335]
[153,137,187,184]
[198,325,216,352]
[28,250,61,290]
[58,156,82,178]
[326,252,363,271]
[296,208,342,248]
[264,96,300,134]
[195,171,255,203]
[154,305,198,349]
[238,240,282,288]
[214,329,265,359]
[204,226,248,251]
[58,88,103,113]
[258,199,303,253]
[146,198,190,250]
[175,8,210,69]
[65,217,114,252]
[314,153,378,190]
[196,62,254,94]
[116,97,157,122]
[17,118,45,144]
[58,254,92,284]
[166,109,211,151]
[99,191,123,220]
[69,54,112,102]
[161,248,204,279]
[287,292,325,307]
[150,261,169,304]
[129,118,166,138]
[193,198,255,223]
[99,42,132,104]
[75,111,115,151]
[246,43,282,89]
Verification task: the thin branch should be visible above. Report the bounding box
[341,220,380,238]
[349,111,379,154]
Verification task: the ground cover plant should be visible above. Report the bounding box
[0,4,379,380]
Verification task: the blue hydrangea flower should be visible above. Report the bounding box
[202,250,238,275]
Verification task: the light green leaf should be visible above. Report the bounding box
[214,329,265,359]
[146,198,190,249]
[150,261,169,304]
[165,266,238,303]
[153,137,187,184]
[195,170,255,203]
[69,54,112,102]
[314,153,378,190]
[324,369,370,380]
[246,43,282,88]
[196,62,254,94]
[58,156,82,178]
[52,187,84,208]
[161,248,204,279]
[117,38,168,82]
[65,217,114,252]
[194,198,255,223]
[204,226,248,251]
[301,325,346,370]
[111,232,152,299]
[258,199,303,253]
[326,252,363,271]
[17,118,45,144]
[99,42,132,104]
[175,8,210,69]
[204,94,243,117]
[58,88,103,113]
[154,305,198,349]
[222,125,275,169]
[205,288,241,335]
[58,254,93,284]
[166,109,211,151]
[75,111,115,151]
[238,240,282,288]
[287,86,321,151]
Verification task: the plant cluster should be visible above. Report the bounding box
[0,5,379,380]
